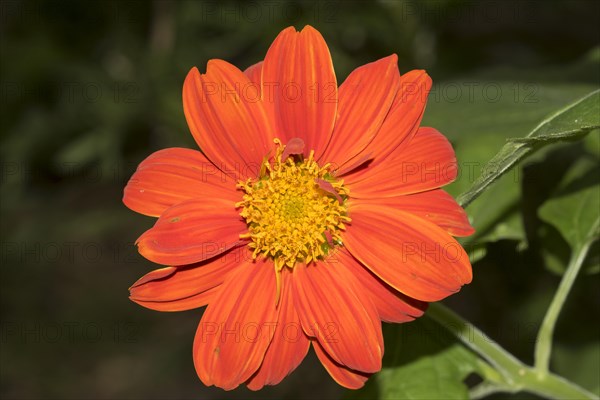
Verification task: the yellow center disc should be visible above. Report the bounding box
[236,139,351,271]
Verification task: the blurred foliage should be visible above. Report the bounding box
[1,0,599,399]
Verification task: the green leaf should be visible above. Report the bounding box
[456,90,600,209]
[583,240,600,274]
[351,318,483,400]
[538,156,600,250]
[422,61,599,245]
[539,206,600,276]
[584,127,600,157]
[539,223,574,276]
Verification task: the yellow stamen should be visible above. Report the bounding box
[237,139,350,300]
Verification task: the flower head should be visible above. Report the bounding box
[124,25,474,390]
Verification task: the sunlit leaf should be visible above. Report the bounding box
[456,90,600,209]
[423,60,599,246]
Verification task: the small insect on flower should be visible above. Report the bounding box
[124,25,474,391]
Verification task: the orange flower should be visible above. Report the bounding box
[124,25,474,390]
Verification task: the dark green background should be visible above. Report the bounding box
[1,1,599,399]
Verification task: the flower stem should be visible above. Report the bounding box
[534,229,597,374]
[426,303,525,383]
[427,303,598,399]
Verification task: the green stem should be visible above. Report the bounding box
[469,361,516,399]
[534,230,597,374]
[427,303,598,399]
[515,366,598,400]
[469,382,514,400]
[427,303,525,383]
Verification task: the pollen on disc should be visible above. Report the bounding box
[236,139,351,270]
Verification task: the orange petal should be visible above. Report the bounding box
[123,148,240,217]
[313,340,370,389]
[183,60,274,180]
[354,190,475,237]
[262,26,337,159]
[193,258,278,390]
[129,249,247,311]
[339,70,432,175]
[244,61,263,87]
[344,203,472,302]
[130,266,177,287]
[136,197,246,265]
[130,287,219,312]
[246,269,310,390]
[347,127,458,198]
[333,248,427,323]
[292,262,382,373]
[320,55,400,170]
